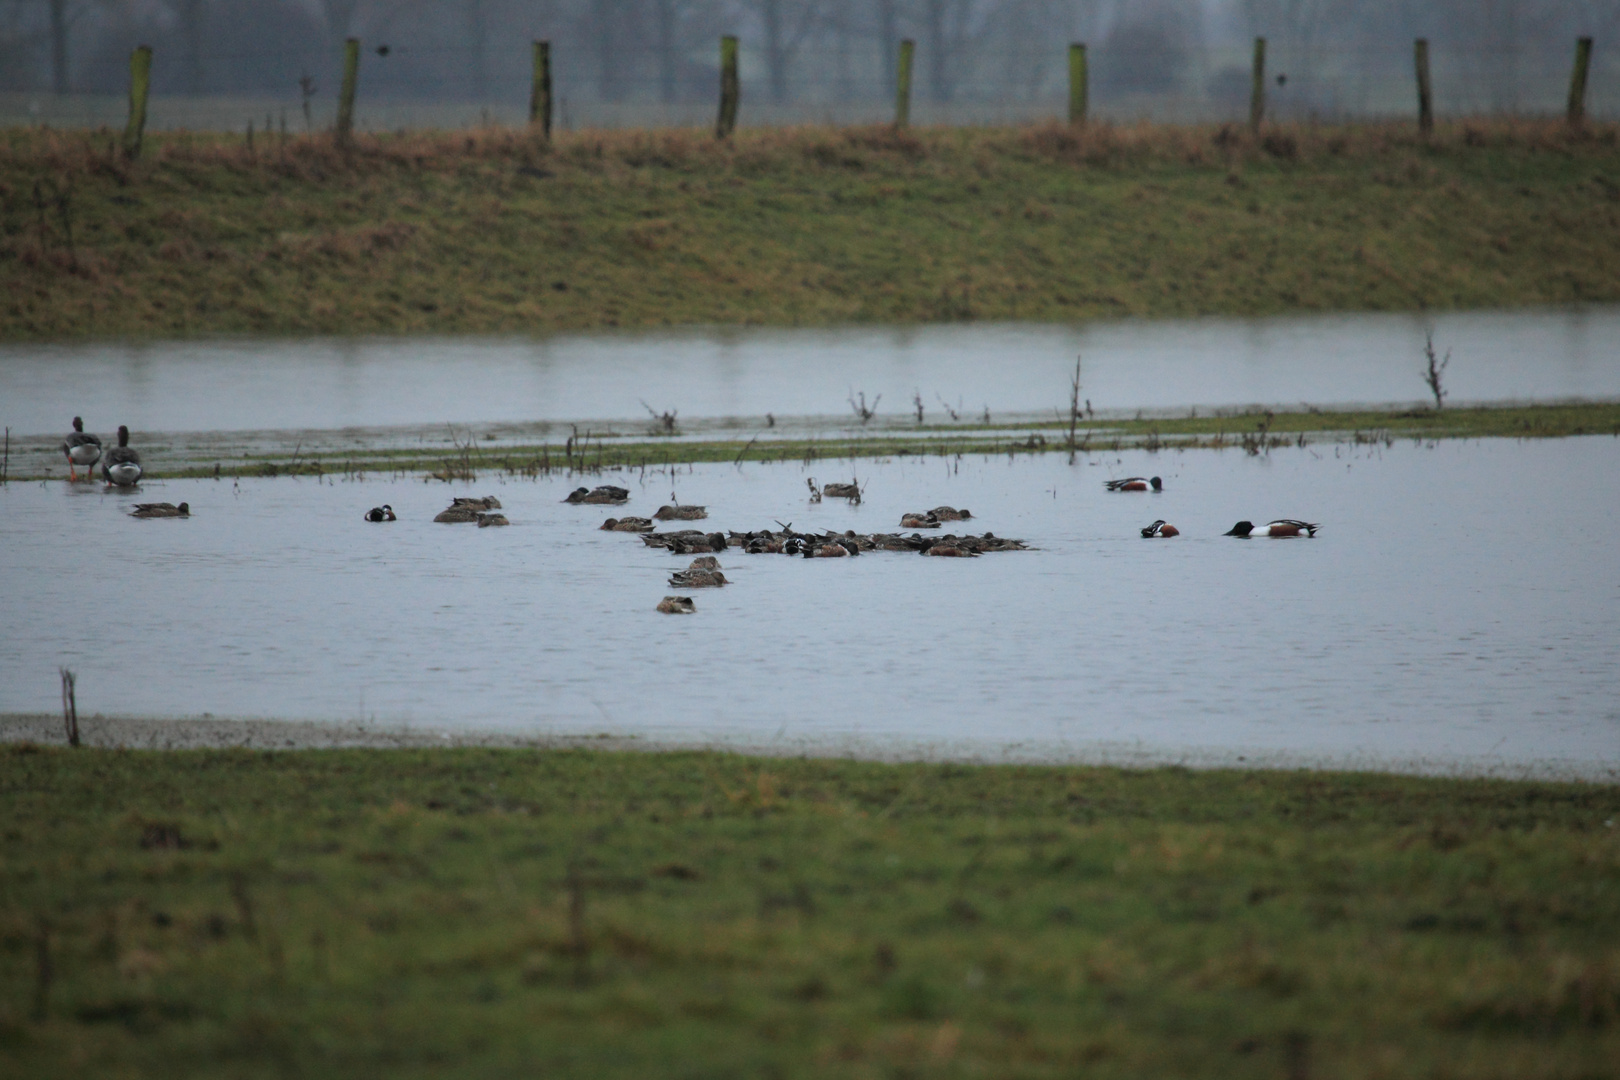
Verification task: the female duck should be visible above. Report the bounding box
[654,504,708,521]
[131,502,189,518]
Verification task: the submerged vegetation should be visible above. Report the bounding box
[3,118,1620,339]
[1,744,1616,1078]
[5,399,1618,483]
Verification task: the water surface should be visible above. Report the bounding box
[5,307,1618,438]
[4,437,1616,778]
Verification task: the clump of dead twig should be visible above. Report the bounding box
[849,390,880,424]
[641,400,678,434]
[1422,332,1451,411]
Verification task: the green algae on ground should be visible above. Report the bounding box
[0,744,1616,1078]
[4,118,1620,340]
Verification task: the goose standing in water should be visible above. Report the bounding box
[101,426,143,487]
[62,417,102,481]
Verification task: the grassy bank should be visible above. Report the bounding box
[3,118,1620,340]
[1,744,1616,1078]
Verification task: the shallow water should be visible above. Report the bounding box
[3,437,1617,776]
[4,307,1619,439]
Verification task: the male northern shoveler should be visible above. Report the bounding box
[657,596,697,614]
[1140,520,1180,538]
[363,505,397,522]
[654,504,708,520]
[669,568,728,588]
[62,417,102,481]
[601,517,655,532]
[130,502,189,518]
[101,426,143,487]
[564,485,630,505]
[1224,519,1319,538]
[1105,476,1162,492]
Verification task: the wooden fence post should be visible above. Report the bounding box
[1568,36,1594,126]
[531,40,553,139]
[1068,43,1088,126]
[122,44,152,160]
[895,38,914,128]
[1414,38,1433,136]
[1249,37,1266,133]
[716,35,739,139]
[336,37,360,145]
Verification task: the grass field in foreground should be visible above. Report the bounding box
[2,744,1617,1078]
[4,118,1620,339]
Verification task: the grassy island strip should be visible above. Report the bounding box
[6,400,1616,482]
[1,743,1616,1078]
[4,118,1620,340]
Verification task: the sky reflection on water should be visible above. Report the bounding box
[3,307,1618,437]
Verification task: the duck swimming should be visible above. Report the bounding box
[477,513,509,527]
[669,568,728,587]
[564,485,630,505]
[130,502,189,518]
[1224,519,1318,538]
[451,496,502,511]
[821,481,860,499]
[899,512,941,529]
[434,505,483,523]
[363,505,397,522]
[1106,476,1162,492]
[101,426,143,487]
[62,417,102,481]
[929,506,972,521]
[1140,520,1180,538]
[654,504,708,521]
[657,596,697,614]
[601,517,655,532]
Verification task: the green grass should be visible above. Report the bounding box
[4,118,1620,340]
[2,743,1617,1078]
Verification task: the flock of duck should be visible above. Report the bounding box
[1101,474,1320,539]
[66,418,1318,611]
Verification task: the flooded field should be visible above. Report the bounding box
[3,436,1616,778]
[3,307,1619,439]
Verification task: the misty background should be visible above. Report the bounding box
[2,1,1617,129]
